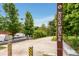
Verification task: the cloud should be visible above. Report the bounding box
[34,15,55,27]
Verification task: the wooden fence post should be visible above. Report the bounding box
[28,46,33,56]
[8,40,12,56]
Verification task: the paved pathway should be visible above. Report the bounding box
[0,37,66,56]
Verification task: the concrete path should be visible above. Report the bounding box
[0,37,66,56]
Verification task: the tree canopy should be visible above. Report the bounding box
[24,11,34,36]
[63,3,79,35]
[2,3,21,35]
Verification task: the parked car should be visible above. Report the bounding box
[14,33,25,39]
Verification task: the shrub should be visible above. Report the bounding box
[51,36,56,41]
[33,29,47,39]
[0,45,6,50]
[51,35,79,51]
[72,38,78,50]
[63,35,79,50]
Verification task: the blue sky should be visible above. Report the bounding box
[0,3,57,26]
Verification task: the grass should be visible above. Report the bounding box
[51,35,79,53]
[51,36,56,41]
[0,45,6,50]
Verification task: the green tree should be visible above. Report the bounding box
[50,4,79,36]
[41,24,49,36]
[33,24,48,39]
[63,4,79,50]
[0,14,9,31]
[63,4,79,35]
[48,16,57,36]
[41,24,46,30]
[24,11,34,36]
[39,24,47,32]
[3,3,20,35]
[0,15,4,31]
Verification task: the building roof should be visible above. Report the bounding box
[0,31,11,34]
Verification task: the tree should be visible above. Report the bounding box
[33,24,48,39]
[63,3,79,36]
[0,14,9,31]
[24,11,34,36]
[41,24,46,30]
[50,4,79,36]
[2,3,20,35]
[39,24,47,31]
[0,15,4,31]
[19,23,25,33]
[48,16,57,36]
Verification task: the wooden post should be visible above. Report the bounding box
[8,40,12,56]
[57,3,63,56]
[28,46,33,56]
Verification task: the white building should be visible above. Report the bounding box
[0,31,10,42]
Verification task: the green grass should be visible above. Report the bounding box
[51,36,79,42]
[0,45,6,50]
[51,36,56,41]
[51,35,79,53]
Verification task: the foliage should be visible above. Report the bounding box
[33,24,49,39]
[33,29,47,39]
[50,4,79,51]
[24,11,34,36]
[0,45,6,50]
[49,3,79,36]
[63,35,79,50]
[51,36,56,41]
[72,38,78,50]
[2,3,21,35]
[19,23,25,33]
[62,4,79,51]
[63,3,79,35]
[51,35,79,50]
[0,15,6,31]
[48,16,57,36]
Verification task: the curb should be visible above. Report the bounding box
[63,42,79,56]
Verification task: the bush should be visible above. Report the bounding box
[63,35,79,50]
[0,45,6,50]
[63,35,72,45]
[51,35,79,51]
[72,38,78,50]
[51,35,68,41]
[51,36,56,41]
[33,29,47,39]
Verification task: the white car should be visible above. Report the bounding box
[14,33,25,38]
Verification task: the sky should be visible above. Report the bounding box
[0,3,57,27]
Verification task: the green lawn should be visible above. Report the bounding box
[0,45,6,50]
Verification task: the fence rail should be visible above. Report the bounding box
[0,37,31,45]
